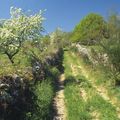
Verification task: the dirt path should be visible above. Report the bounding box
[53,74,67,120]
[78,63,120,119]
[70,52,120,112]
[69,52,120,119]
[71,64,78,76]
[70,62,101,120]
[76,58,120,118]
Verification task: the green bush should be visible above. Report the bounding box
[25,67,60,120]
[27,80,54,120]
[100,14,120,85]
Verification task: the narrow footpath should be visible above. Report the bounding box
[53,74,67,120]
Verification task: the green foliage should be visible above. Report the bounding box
[50,28,63,47]
[0,7,44,63]
[100,13,120,84]
[50,28,71,48]
[50,67,61,78]
[28,80,54,120]
[25,67,60,120]
[71,13,107,45]
[42,35,51,45]
[62,32,72,48]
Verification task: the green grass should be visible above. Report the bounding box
[73,47,120,106]
[88,95,118,120]
[64,51,120,120]
[64,78,91,120]
[64,51,91,120]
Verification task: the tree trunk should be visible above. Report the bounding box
[9,58,14,64]
[5,52,14,64]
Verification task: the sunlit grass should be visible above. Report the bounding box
[64,51,120,120]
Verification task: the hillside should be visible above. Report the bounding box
[0,6,120,120]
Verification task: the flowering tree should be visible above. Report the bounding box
[0,7,44,63]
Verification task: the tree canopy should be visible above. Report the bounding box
[0,7,44,63]
[71,13,107,45]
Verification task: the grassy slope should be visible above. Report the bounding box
[64,51,120,120]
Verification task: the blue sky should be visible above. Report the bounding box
[0,0,120,33]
